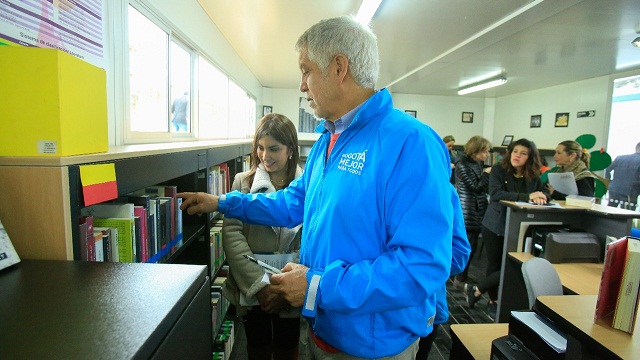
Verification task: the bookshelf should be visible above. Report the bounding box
[0,140,251,354]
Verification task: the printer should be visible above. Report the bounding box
[541,232,600,264]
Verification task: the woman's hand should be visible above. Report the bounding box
[546,183,555,195]
[255,285,289,314]
[529,191,547,205]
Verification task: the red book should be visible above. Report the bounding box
[594,237,628,323]
[134,206,148,262]
[79,216,95,261]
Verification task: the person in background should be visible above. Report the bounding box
[547,140,595,200]
[539,156,552,174]
[466,138,549,319]
[179,15,468,359]
[453,136,492,289]
[416,190,470,359]
[443,135,458,184]
[222,114,303,360]
[605,142,640,209]
[171,91,189,132]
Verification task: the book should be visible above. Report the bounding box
[92,218,135,263]
[82,203,137,262]
[565,194,595,208]
[79,216,95,261]
[612,237,640,333]
[93,231,105,262]
[0,220,21,270]
[133,206,149,262]
[595,237,628,323]
[93,227,112,262]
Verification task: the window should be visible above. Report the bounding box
[125,3,255,143]
[128,5,168,133]
[198,57,229,139]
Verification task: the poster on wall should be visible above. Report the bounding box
[0,1,105,68]
[299,97,321,133]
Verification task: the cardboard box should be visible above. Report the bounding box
[0,47,107,157]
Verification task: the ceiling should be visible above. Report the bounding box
[198,0,640,98]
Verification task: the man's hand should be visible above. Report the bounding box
[177,192,219,215]
[269,263,309,307]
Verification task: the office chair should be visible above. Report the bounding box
[521,257,564,309]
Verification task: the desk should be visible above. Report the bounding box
[496,201,640,322]
[500,252,603,324]
[535,295,640,359]
[450,323,508,359]
[0,260,212,359]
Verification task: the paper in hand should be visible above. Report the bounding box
[547,172,579,196]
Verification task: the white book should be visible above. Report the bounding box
[0,220,21,270]
[81,203,135,218]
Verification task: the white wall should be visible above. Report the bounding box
[494,76,612,151]
[392,93,486,144]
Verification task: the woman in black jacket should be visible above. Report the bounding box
[454,136,492,288]
[466,138,550,318]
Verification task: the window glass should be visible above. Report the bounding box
[170,41,191,133]
[229,81,252,139]
[128,6,168,132]
[198,58,229,139]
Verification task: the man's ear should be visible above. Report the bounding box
[333,54,349,83]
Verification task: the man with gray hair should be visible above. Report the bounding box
[179,15,468,358]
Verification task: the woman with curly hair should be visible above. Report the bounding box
[466,138,550,319]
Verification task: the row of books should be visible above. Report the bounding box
[78,185,183,263]
[210,221,225,277]
[212,320,235,360]
[210,163,230,197]
[211,270,230,341]
[594,236,640,333]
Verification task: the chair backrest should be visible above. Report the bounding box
[521,257,564,308]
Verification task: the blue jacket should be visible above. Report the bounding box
[435,187,471,325]
[219,89,467,357]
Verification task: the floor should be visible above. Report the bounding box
[227,239,494,360]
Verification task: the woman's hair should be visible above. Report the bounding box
[501,138,542,180]
[247,113,300,186]
[295,15,379,89]
[558,140,590,167]
[442,135,455,144]
[464,135,492,157]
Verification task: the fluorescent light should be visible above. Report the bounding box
[355,0,382,25]
[633,36,640,48]
[458,77,507,95]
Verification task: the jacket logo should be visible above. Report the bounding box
[337,151,366,176]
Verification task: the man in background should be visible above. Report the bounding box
[171,91,189,132]
[605,142,640,209]
[179,15,468,359]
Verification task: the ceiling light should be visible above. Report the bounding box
[355,0,383,25]
[458,77,508,95]
[633,36,640,48]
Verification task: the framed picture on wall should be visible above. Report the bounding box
[462,111,474,123]
[501,135,514,146]
[405,110,417,117]
[554,112,569,127]
[262,105,273,117]
[530,115,541,128]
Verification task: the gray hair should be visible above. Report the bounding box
[295,15,379,89]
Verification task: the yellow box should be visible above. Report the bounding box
[0,47,107,157]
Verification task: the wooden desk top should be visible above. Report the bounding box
[450,323,508,359]
[536,295,640,359]
[509,252,603,295]
[501,200,640,218]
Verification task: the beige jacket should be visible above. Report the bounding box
[221,164,303,316]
